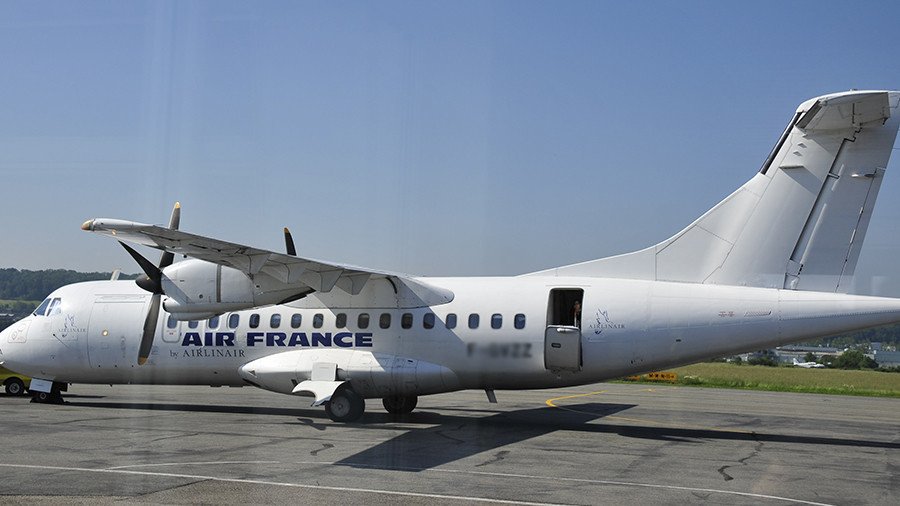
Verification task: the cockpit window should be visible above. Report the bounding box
[33,298,51,316]
[47,298,63,316]
[32,297,62,317]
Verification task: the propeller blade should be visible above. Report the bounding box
[284,227,297,256]
[119,242,163,294]
[138,293,161,365]
[159,202,181,269]
[122,202,181,366]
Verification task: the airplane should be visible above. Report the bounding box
[792,357,826,368]
[1,90,898,422]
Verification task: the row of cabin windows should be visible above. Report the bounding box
[170,312,527,331]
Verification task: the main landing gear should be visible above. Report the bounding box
[321,389,420,422]
[324,386,365,422]
[382,395,418,415]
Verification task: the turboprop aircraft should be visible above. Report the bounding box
[1,90,899,422]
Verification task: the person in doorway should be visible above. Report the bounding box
[573,300,582,328]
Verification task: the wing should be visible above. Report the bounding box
[81,218,453,306]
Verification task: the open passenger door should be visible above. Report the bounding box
[544,288,583,372]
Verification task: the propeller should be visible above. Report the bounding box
[120,202,181,365]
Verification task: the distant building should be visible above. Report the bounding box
[874,350,900,368]
[774,345,842,364]
[740,346,843,364]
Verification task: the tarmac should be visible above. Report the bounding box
[0,382,897,505]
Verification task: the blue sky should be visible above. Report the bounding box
[3,1,900,295]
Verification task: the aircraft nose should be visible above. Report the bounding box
[0,318,28,370]
[0,326,10,364]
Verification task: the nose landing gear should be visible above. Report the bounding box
[29,381,66,404]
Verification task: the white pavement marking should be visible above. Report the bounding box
[88,460,837,506]
[0,463,567,506]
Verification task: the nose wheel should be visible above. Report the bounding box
[324,387,365,422]
[31,391,64,404]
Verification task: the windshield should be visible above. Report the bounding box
[32,298,51,316]
[31,297,62,317]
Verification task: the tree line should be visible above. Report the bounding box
[0,268,135,302]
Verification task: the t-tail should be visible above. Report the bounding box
[531,90,900,293]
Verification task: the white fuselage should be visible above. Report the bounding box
[3,276,899,398]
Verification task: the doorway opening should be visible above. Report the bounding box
[547,288,584,328]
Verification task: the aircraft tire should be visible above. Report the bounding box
[324,388,364,422]
[31,391,64,404]
[4,378,26,396]
[382,395,417,414]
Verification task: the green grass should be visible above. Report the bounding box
[624,363,900,397]
[0,299,41,307]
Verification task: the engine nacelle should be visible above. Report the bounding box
[238,349,461,398]
[160,259,309,320]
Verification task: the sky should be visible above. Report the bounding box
[2,1,900,295]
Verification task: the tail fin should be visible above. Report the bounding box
[531,90,900,293]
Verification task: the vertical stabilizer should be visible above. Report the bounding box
[530,91,900,293]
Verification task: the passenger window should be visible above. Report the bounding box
[228,314,240,329]
[270,314,281,328]
[446,313,457,329]
[401,313,413,329]
[514,313,526,330]
[249,314,260,329]
[423,313,435,329]
[491,313,502,329]
[336,313,347,328]
[358,313,370,329]
[313,313,324,328]
[468,313,480,329]
[208,316,220,329]
[188,320,199,329]
[291,313,302,328]
[33,298,51,316]
[167,314,178,329]
[379,313,391,329]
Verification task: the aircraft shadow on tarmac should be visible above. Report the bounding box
[61,398,900,471]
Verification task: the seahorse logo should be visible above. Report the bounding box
[589,309,625,335]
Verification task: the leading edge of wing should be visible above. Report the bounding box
[81,218,453,304]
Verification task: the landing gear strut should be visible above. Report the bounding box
[324,387,365,422]
[382,395,418,415]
